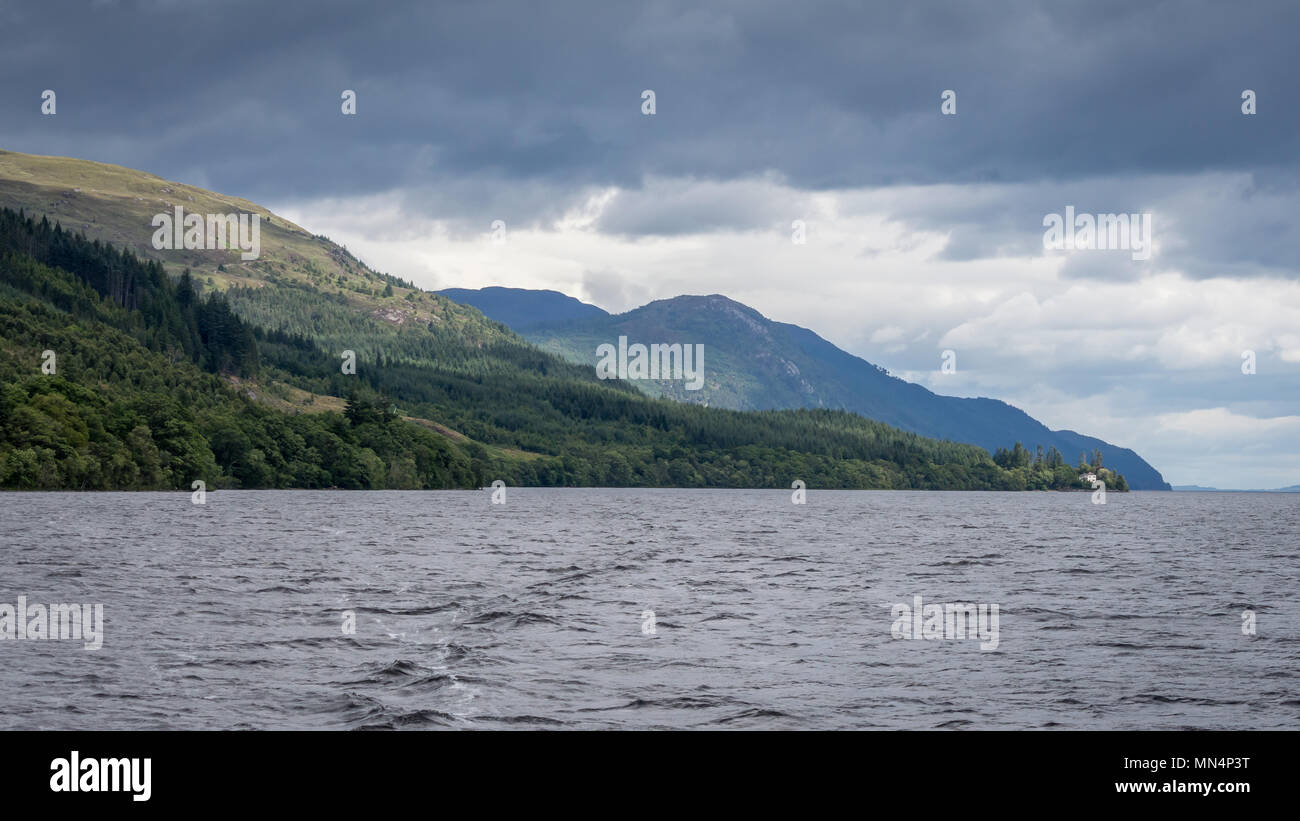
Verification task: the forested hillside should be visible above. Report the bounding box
[0,209,474,489]
[0,206,1119,491]
[519,293,1161,488]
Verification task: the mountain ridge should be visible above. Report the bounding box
[446,288,1171,490]
[0,148,1119,492]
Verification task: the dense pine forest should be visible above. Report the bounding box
[0,207,1124,491]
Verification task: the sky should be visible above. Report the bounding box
[2,0,1298,488]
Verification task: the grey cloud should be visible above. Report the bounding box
[595,175,805,237]
[3,0,1298,208]
[837,174,1298,279]
[581,269,646,314]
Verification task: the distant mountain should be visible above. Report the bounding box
[437,286,607,330]
[499,292,1172,490]
[1174,485,1300,492]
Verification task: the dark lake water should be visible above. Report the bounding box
[1,489,1296,730]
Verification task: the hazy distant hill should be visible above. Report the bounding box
[1174,485,1300,492]
[437,286,608,329]
[487,292,1172,490]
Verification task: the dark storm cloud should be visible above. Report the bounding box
[4,0,1297,193]
[2,0,1297,279]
